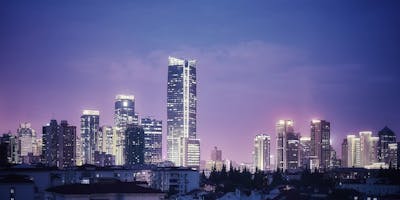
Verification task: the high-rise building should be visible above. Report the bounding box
[125,124,145,165]
[345,135,361,167]
[141,117,162,164]
[42,120,76,168]
[0,132,20,165]
[387,143,398,168]
[299,136,311,169]
[253,134,271,171]
[359,131,380,166]
[341,138,348,167]
[95,126,116,166]
[17,123,37,157]
[114,94,135,165]
[80,110,100,165]
[211,146,222,161]
[167,56,199,168]
[276,120,299,171]
[310,120,331,169]
[378,126,397,165]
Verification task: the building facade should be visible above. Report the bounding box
[310,120,331,169]
[253,134,271,171]
[276,120,298,171]
[141,117,162,164]
[42,120,76,168]
[378,126,397,165]
[17,123,37,157]
[125,125,145,165]
[167,56,199,168]
[114,94,135,165]
[80,110,100,165]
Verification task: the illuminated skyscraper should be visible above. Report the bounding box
[125,124,145,165]
[17,122,37,157]
[299,136,311,169]
[253,134,271,171]
[378,126,397,165]
[167,56,199,168]
[345,134,361,167]
[310,120,331,169]
[42,120,76,168]
[141,117,162,164]
[114,94,135,165]
[80,110,100,165]
[276,120,297,171]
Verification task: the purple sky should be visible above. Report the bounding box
[1,1,399,163]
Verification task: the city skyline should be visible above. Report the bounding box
[1,1,400,163]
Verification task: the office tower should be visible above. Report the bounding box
[330,146,340,168]
[167,56,199,168]
[0,132,20,165]
[387,143,398,168]
[253,134,271,171]
[211,146,222,161]
[141,117,162,164]
[378,126,397,165]
[359,131,379,166]
[370,136,379,164]
[276,120,298,171]
[33,138,42,156]
[133,112,140,126]
[310,120,331,169]
[341,138,348,167]
[42,120,76,168]
[80,110,100,165]
[125,124,145,165]
[345,135,361,167]
[95,126,116,166]
[17,122,37,157]
[114,94,135,165]
[299,136,311,169]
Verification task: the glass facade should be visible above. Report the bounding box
[167,56,199,168]
[310,120,331,169]
[80,110,100,165]
[253,134,271,171]
[141,117,162,164]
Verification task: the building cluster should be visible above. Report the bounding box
[251,120,399,172]
[0,56,200,170]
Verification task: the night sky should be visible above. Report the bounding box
[1,1,399,163]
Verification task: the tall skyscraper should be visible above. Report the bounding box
[114,94,135,165]
[80,110,100,165]
[345,134,361,167]
[141,117,162,164]
[0,132,20,165]
[310,120,331,169]
[17,122,37,157]
[341,138,348,167]
[299,136,311,169]
[42,120,76,168]
[253,134,271,171]
[125,124,145,165]
[167,56,199,168]
[387,143,398,168]
[276,120,299,171]
[378,126,397,165]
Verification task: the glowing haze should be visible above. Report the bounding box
[0,1,399,163]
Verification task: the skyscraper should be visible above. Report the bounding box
[211,146,222,161]
[141,117,162,164]
[114,94,135,165]
[276,120,297,171]
[253,134,271,171]
[125,124,145,165]
[80,110,100,165]
[17,122,37,157]
[0,132,20,165]
[345,134,361,167]
[310,120,331,169]
[378,126,397,165]
[299,136,311,169]
[42,120,76,168]
[167,56,199,168]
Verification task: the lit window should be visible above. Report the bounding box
[10,188,14,194]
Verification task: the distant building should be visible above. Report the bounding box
[167,56,200,168]
[276,120,296,171]
[253,134,271,171]
[0,132,20,165]
[387,143,398,168]
[42,120,76,168]
[80,110,100,165]
[378,126,397,165]
[141,117,162,164]
[114,94,135,165]
[211,146,222,161]
[345,135,361,167]
[341,138,348,167]
[125,125,145,165]
[95,126,116,166]
[286,132,300,170]
[299,136,311,169]
[310,120,331,169]
[17,122,37,157]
